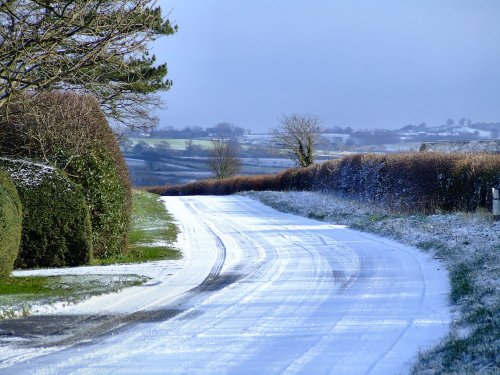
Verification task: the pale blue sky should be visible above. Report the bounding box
[154,1,500,131]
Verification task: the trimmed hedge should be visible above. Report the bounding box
[311,153,500,212]
[64,149,131,258]
[0,168,22,276]
[0,159,92,268]
[0,92,132,259]
[148,152,500,214]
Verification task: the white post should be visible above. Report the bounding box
[493,188,500,220]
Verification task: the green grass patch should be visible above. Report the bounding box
[91,190,180,265]
[0,276,52,295]
[416,240,447,252]
[450,263,474,304]
[367,213,389,222]
[0,275,146,297]
[92,246,180,265]
[0,274,147,319]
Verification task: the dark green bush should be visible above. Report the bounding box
[64,149,131,258]
[0,159,92,268]
[0,92,131,259]
[0,168,22,276]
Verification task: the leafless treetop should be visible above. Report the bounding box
[272,113,322,167]
[208,139,242,179]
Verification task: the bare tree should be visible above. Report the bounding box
[207,139,242,179]
[272,113,322,167]
[0,0,177,133]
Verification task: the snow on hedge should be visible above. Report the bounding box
[0,157,58,188]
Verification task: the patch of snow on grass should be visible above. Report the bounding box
[6,260,183,318]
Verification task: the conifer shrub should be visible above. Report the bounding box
[0,159,92,268]
[0,92,131,259]
[0,168,22,276]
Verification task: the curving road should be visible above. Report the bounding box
[0,195,450,374]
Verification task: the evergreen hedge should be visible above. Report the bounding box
[0,159,92,268]
[0,92,131,259]
[64,148,131,258]
[0,168,22,276]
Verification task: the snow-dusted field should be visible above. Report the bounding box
[0,196,450,374]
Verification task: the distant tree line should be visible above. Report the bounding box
[149,123,246,139]
[121,138,275,160]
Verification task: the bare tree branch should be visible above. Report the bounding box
[272,113,322,168]
[207,139,242,179]
[0,92,108,171]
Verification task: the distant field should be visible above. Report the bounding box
[125,155,294,187]
[126,137,355,155]
[123,137,350,187]
[127,137,260,152]
[127,138,212,150]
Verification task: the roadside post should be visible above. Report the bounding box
[493,188,500,220]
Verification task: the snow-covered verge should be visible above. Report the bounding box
[245,191,500,374]
[0,272,149,320]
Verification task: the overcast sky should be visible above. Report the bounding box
[153,0,500,132]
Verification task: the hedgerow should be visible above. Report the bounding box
[0,168,22,276]
[147,174,281,196]
[313,153,500,213]
[0,92,132,259]
[0,158,92,268]
[148,152,500,213]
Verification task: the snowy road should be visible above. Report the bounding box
[0,195,450,374]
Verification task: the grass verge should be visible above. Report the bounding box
[0,274,147,319]
[91,190,180,265]
[247,190,500,374]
